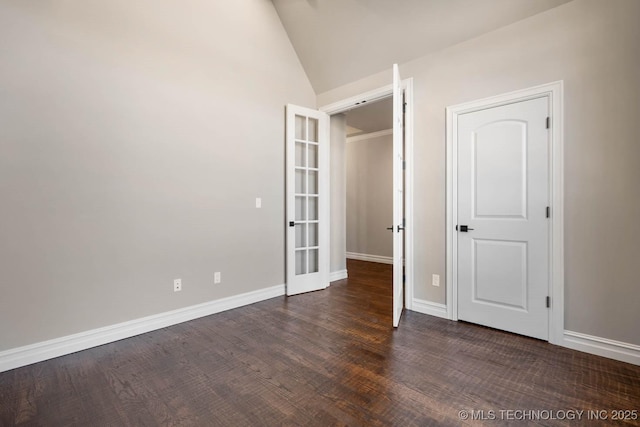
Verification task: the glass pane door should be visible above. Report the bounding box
[286,104,328,296]
[294,115,320,275]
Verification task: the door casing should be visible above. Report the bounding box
[446,81,564,345]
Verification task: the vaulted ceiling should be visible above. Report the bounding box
[272,0,572,93]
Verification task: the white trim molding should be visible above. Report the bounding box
[329,269,348,282]
[346,251,393,265]
[446,81,564,345]
[411,299,448,320]
[346,129,393,144]
[563,331,640,366]
[0,284,285,373]
[320,84,393,115]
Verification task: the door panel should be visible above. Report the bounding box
[392,64,404,327]
[474,121,527,218]
[473,239,527,310]
[287,105,329,296]
[457,97,549,340]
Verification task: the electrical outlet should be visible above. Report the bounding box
[432,274,440,287]
[174,278,182,292]
[214,272,221,284]
[255,198,262,208]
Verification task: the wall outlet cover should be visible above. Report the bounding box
[432,274,440,287]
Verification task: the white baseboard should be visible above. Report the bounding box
[346,252,393,265]
[0,284,285,373]
[410,298,449,319]
[562,330,640,366]
[329,269,348,282]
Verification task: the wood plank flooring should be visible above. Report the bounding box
[1,259,639,426]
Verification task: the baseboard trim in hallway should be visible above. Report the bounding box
[346,252,393,265]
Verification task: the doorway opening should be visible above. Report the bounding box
[320,73,415,326]
[344,98,394,266]
[344,97,395,319]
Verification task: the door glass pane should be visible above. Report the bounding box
[308,118,318,142]
[295,115,306,140]
[295,250,307,275]
[308,223,318,247]
[308,170,318,194]
[308,249,318,273]
[308,196,318,220]
[295,169,306,193]
[295,224,307,248]
[289,109,323,282]
[295,142,306,167]
[295,196,306,221]
[308,144,318,168]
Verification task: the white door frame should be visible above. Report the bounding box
[446,81,564,345]
[319,79,415,310]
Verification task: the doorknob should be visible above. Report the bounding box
[458,225,474,232]
[397,225,405,232]
[289,221,295,227]
[386,226,393,231]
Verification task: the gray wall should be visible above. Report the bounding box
[0,0,315,351]
[346,135,393,258]
[329,114,347,274]
[318,0,640,345]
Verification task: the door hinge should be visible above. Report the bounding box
[403,274,406,283]
[403,102,407,113]
[546,206,550,218]
[402,160,406,170]
[546,296,551,308]
[546,116,550,129]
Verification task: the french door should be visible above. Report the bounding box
[286,105,330,296]
[392,64,405,327]
[286,63,406,330]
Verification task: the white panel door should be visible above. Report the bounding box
[286,105,329,296]
[457,97,549,340]
[392,64,405,327]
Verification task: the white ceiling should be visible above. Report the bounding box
[272,0,572,93]
[344,96,393,136]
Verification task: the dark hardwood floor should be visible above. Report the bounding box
[1,259,639,426]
